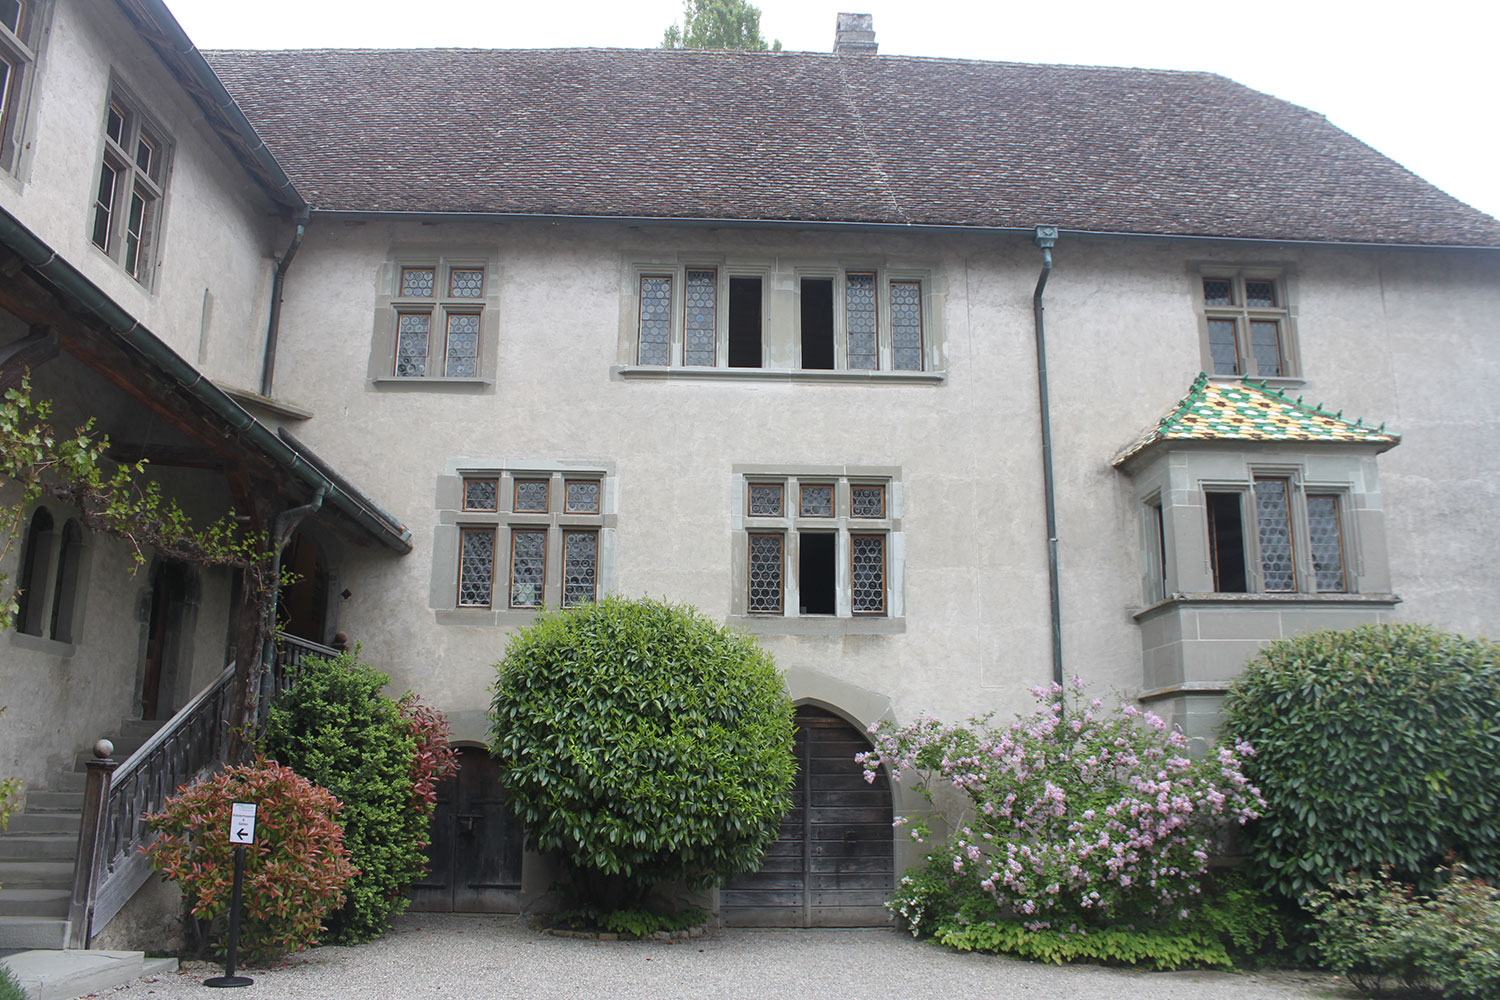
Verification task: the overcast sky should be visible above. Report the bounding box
[161,0,1500,223]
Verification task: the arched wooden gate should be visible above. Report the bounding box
[721,706,894,926]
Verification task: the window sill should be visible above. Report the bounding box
[1207,374,1307,391]
[372,377,494,392]
[615,366,945,385]
[9,632,77,657]
[1132,591,1401,622]
[727,615,906,635]
[217,383,314,421]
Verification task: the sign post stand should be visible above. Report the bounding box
[205,803,256,988]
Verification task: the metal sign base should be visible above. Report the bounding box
[204,975,254,988]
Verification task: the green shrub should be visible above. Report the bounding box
[1221,624,1500,903]
[489,596,795,909]
[1306,866,1500,999]
[939,918,1236,970]
[146,758,354,962]
[552,905,710,937]
[0,961,24,1000]
[260,651,434,944]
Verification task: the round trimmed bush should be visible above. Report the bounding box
[489,596,795,909]
[1221,624,1500,902]
[147,758,354,962]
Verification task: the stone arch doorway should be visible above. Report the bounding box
[277,529,329,644]
[410,745,525,913]
[721,705,894,926]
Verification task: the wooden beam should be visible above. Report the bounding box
[106,441,227,471]
[0,324,60,390]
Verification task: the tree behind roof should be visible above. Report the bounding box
[662,0,781,51]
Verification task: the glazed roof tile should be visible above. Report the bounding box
[1113,374,1400,465]
[200,48,1500,247]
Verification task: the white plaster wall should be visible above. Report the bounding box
[268,221,1500,746]
[0,0,281,390]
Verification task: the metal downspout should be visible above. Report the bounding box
[258,486,326,722]
[1031,225,1064,687]
[260,210,309,397]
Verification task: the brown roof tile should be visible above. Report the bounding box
[203,48,1500,246]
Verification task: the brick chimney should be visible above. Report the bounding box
[833,13,877,55]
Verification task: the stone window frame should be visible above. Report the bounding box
[616,255,945,383]
[1192,265,1302,384]
[10,504,90,652]
[88,80,172,287]
[0,0,51,178]
[728,464,905,635]
[431,461,615,625]
[370,250,500,390]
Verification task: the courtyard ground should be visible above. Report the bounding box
[80,913,1349,1000]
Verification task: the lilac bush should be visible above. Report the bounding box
[861,679,1264,928]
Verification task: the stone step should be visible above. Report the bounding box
[19,791,81,813]
[0,947,160,1000]
[115,720,167,742]
[49,770,86,794]
[0,887,70,918]
[0,860,74,889]
[0,835,76,861]
[5,812,80,835]
[0,915,71,950]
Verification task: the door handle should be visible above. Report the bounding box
[458,813,482,835]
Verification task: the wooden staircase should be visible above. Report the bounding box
[0,721,163,949]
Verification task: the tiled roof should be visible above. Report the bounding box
[201,48,1500,247]
[1113,373,1400,465]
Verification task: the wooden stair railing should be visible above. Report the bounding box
[68,633,341,946]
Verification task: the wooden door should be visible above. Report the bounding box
[410,747,524,912]
[721,707,894,926]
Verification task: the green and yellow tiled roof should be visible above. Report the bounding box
[1114,374,1400,465]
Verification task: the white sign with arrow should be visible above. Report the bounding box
[229,802,257,845]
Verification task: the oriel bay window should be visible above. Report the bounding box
[437,467,613,620]
[627,260,939,376]
[1203,476,1348,595]
[733,469,903,629]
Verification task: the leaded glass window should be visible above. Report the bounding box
[639,275,672,366]
[684,268,716,366]
[846,272,878,370]
[1202,273,1292,379]
[1307,494,1346,592]
[514,479,549,513]
[890,280,923,371]
[509,529,546,609]
[444,313,479,377]
[564,480,600,514]
[850,535,886,614]
[395,313,429,377]
[748,533,783,613]
[851,485,885,518]
[89,90,169,284]
[463,478,498,511]
[1208,319,1240,375]
[401,267,435,297]
[1250,320,1282,376]
[748,483,783,517]
[561,530,597,607]
[457,527,495,607]
[449,268,483,298]
[800,484,833,517]
[1254,478,1296,591]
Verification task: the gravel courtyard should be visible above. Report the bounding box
[83,914,1348,1000]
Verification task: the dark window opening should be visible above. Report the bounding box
[1206,491,1248,593]
[49,520,84,643]
[798,533,835,614]
[800,278,834,369]
[15,507,53,635]
[728,276,762,368]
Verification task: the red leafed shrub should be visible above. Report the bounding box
[399,693,458,814]
[147,757,355,962]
